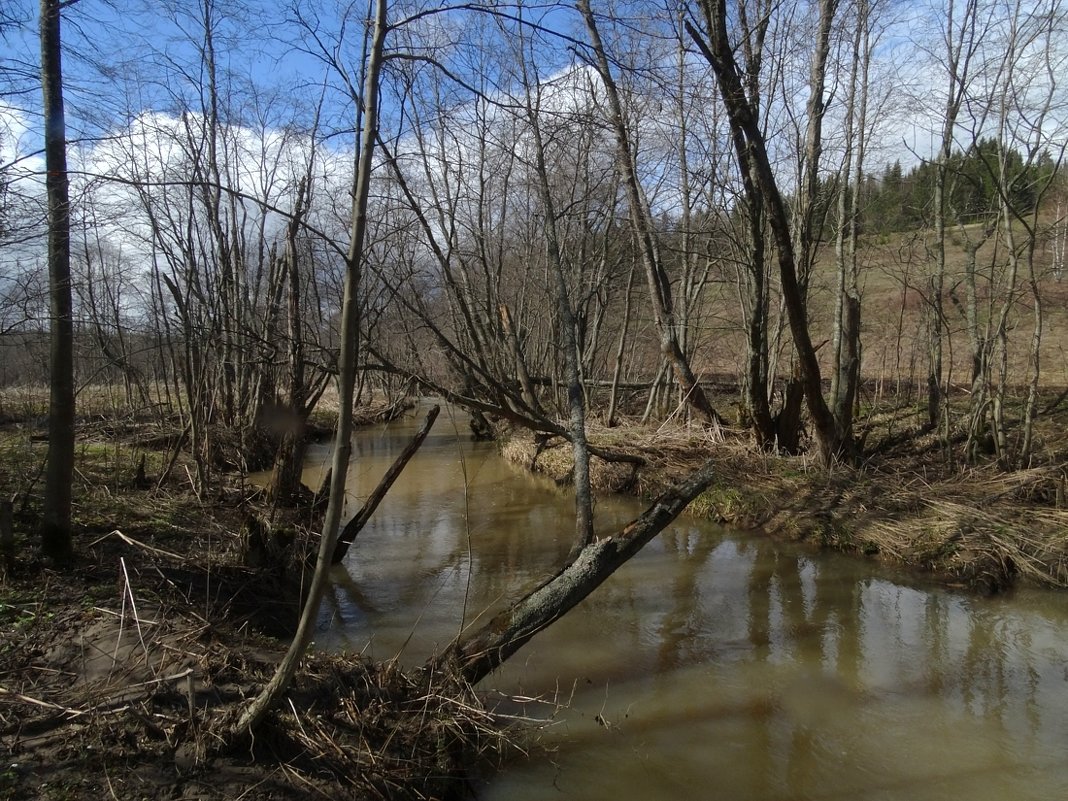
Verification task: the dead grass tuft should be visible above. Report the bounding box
[497,420,1068,593]
[259,655,520,800]
[0,517,517,800]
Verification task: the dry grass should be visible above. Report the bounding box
[503,420,732,495]
[0,390,520,800]
[266,655,521,800]
[0,383,178,425]
[693,223,1068,389]
[0,498,517,801]
[499,415,1068,593]
[855,465,1068,589]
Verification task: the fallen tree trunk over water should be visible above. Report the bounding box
[432,458,719,684]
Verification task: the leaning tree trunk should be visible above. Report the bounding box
[331,406,439,565]
[688,0,842,463]
[433,457,721,684]
[233,0,388,737]
[579,0,724,427]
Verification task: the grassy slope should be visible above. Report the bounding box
[691,218,1068,394]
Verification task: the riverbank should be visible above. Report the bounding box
[4,392,1068,799]
[0,410,509,801]
[499,412,1068,594]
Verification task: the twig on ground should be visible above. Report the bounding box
[88,529,184,561]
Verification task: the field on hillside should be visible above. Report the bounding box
[691,221,1068,397]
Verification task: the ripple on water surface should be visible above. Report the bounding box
[304,409,1068,801]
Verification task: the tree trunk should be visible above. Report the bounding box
[579,0,724,427]
[774,372,806,454]
[269,177,315,504]
[499,304,542,416]
[688,1,842,463]
[520,57,595,552]
[930,0,984,429]
[736,136,776,448]
[1021,243,1042,464]
[606,260,636,427]
[433,457,721,684]
[233,0,388,737]
[831,0,871,445]
[331,405,439,565]
[39,0,74,562]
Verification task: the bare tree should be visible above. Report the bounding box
[38,0,75,561]
[234,0,388,736]
[829,0,881,445]
[922,0,988,432]
[579,0,725,427]
[984,0,1066,465]
[688,0,848,462]
[435,456,721,684]
[515,27,595,552]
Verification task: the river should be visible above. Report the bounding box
[298,402,1068,801]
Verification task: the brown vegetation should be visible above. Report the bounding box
[3,0,1067,794]
[500,397,1068,594]
[0,410,514,801]
[3,384,1068,797]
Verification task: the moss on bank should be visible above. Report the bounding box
[499,424,1068,594]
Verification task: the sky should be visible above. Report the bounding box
[0,0,1064,345]
[2,0,1066,255]
[0,0,962,188]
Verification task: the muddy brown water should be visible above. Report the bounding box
[294,402,1068,801]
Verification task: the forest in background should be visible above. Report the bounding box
[0,0,1065,593]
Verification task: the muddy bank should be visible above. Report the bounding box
[0,414,508,801]
[500,423,1068,593]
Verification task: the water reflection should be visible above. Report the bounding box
[310,405,1068,801]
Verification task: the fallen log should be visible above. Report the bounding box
[432,457,719,684]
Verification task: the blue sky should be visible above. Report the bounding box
[2,0,1065,218]
[3,0,357,140]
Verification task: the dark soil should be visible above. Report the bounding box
[0,417,506,801]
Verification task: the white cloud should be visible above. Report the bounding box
[1,103,45,200]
